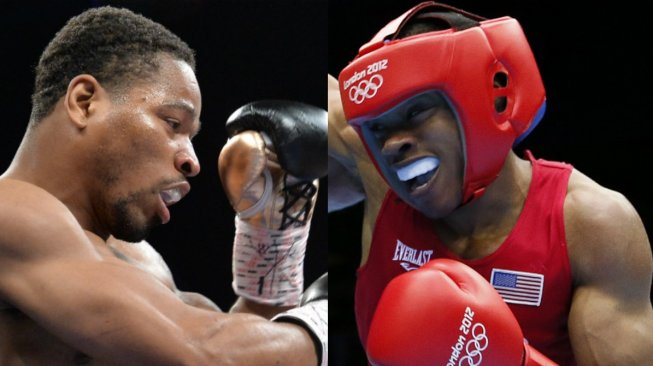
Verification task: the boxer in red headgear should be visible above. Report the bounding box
[328,2,653,365]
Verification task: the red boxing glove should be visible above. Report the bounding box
[524,342,558,366]
[366,259,558,366]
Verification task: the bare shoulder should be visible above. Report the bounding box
[0,179,96,260]
[564,169,639,238]
[564,169,652,291]
[0,178,102,312]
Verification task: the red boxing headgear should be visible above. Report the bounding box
[339,2,546,204]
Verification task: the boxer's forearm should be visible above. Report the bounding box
[187,311,318,366]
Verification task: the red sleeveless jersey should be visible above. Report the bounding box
[355,154,576,365]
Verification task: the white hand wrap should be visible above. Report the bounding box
[232,218,309,306]
[272,299,328,366]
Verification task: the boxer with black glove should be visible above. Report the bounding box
[218,100,328,365]
[367,259,556,366]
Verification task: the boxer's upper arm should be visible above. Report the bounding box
[328,75,350,156]
[328,74,366,211]
[565,181,653,365]
[329,154,365,212]
[0,185,316,365]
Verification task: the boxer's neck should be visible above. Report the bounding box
[2,106,98,235]
[434,151,532,255]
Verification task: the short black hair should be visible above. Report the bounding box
[30,6,196,124]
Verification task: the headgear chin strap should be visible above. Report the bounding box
[338,1,546,204]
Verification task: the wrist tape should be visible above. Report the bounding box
[232,218,309,306]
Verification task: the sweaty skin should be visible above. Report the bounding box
[328,74,653,365]
[0,55,318,365]
[0,232,217,365]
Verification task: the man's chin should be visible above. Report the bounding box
[111,216,161,243]
[111,228,148,243]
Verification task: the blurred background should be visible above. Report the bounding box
[0,0,327,312]
[329,0,653,364]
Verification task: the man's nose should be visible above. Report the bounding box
[381,133,415,161]
[175,139,200,177]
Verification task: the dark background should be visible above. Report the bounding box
[0,0,327,313]
[329,0,653,365]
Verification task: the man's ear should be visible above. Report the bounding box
[64,74,104,129]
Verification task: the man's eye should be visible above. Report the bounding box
[166,118,181,130]
[408,106,438,122]
[408,107,427,119]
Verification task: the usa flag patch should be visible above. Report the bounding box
[490,268,544,306]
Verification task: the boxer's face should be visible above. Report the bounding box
[359,91,464,218]
[88,55,202,242]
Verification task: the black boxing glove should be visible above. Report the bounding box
[300,272,327,304]
[220,100,327,229]
[273,273,328,366]
[225,100,327,180]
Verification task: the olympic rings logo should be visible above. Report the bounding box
[458,323,489,366]
[348,74,383,104]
